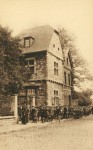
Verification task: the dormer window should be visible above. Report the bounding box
[24,36,34,48]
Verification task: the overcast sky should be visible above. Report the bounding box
[0,0,93,75]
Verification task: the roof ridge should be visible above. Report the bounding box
[21,25,53,34]
[18,25,54,37]
[29,24,53,30]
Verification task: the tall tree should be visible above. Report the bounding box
[58,28,91,89]
[0,25,26,98]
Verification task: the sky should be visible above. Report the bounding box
[0,0,93,75]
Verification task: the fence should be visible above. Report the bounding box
[0,98,14,116]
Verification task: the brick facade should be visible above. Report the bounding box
[47,81,64,106]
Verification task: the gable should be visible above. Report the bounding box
[48,31,63,60]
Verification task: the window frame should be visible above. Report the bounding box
[24,36,34,48]
[54,62,58,76]
[54,90,59,106]
[25,58,36,75]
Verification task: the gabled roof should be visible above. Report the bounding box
[18,25,57,54]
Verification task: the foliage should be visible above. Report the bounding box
[83,89,93,98]
[58,27,93,106]
[0,25,26,98]
[72,91,92,106]
[58,27,92,88]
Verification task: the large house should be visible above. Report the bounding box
[18,25,73,107]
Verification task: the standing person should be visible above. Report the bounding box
[41,107,44,123]
[31,106,35,123]
[37,107,41,121]
[69,106,73,118]
[33,107,38,123]
[60,106,63,119]
[56,106,60,119]
[66,106,69,118]
[46,107,49,122]
[21,103,27,124]
[18,105,22,121]
[25,105,29,123]
[58,108,61,122]
[56,106,61,122]
[51,107,55,121]
[63,105,67,119]
[41,107,46,123]
[48,107,52,122]
[54,107,57,119]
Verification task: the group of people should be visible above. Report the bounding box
[18,104,93,124]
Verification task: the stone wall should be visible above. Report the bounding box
[47,52,64,84]
[47,81,64,106]
[47,32,63,60]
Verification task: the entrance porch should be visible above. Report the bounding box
[18,82,40,109]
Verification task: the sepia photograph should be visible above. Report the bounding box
[0,0,93,150]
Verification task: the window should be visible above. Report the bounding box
[64,72,67,84]
[58,47,59,50]
[68,73,71,86]
[28,89,35,95]
[24,37,34,48]
[54,90,59,106]
[54,62,58,76]
[25,58,36,75]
